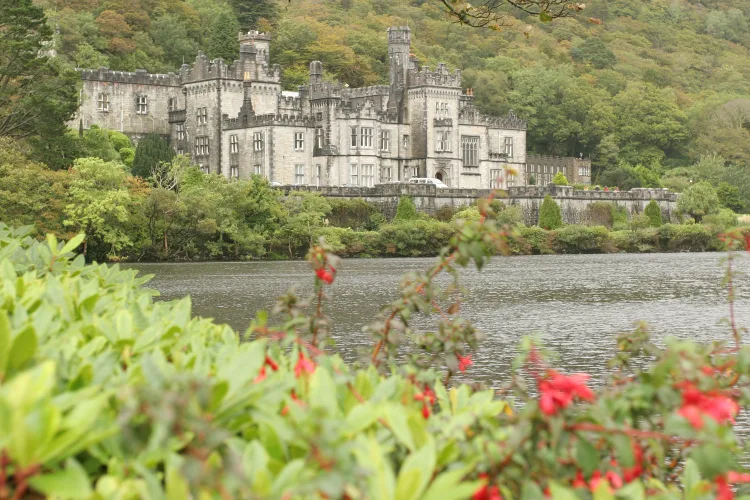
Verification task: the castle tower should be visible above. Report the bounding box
[387,26,411,88]
[310,61,323,85]
[239,31,271,66]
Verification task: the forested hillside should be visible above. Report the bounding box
[29,0,750,200]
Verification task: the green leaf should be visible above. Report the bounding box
[385,403,415,451]
[0,310,10,376]
[592,481,616,500]
[615,480,645,500]
[271,459,306,498]
[682,459,701,494]
[59,233,85,255]
[691,444,737,479]
[539,11,553,22]
[611,434,634,468]
[395,439,436,500]
[521,480,545,500]
[346,402,379,435]
[28,458,92,499]
[309,367,340,416]
[422,463,479,500]
[8,327,37,371]
[548,481,579,500]
[576,437,599,475]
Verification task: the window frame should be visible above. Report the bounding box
[294,164,306,185]
[350,164,358,186]
[461,136,479,167]
[294,131,304,151]
[379,130,390,152]
[136,95,148,115]
[230,134,239,154]
[360,127,373,148]
[97,92,110,112]
[253,132,264,152]
[176,123,185,141]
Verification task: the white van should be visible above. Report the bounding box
[408,177,449,189]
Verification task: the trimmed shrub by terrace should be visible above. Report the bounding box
[552,171,569,186]
[538,195,563,230]
[645,200,663,227]
[394,195,419,221]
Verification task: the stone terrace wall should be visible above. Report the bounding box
[279,184,679,223]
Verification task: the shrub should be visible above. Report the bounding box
[538,195,563,229]
[394,195,419,221]
[450,206,482,223]
[378,220,453,256]
[644,200,663,227]
[658,223,717,252]
[496,204,525,226]
[131,133,175,178]
[519,226,553,254]
[677,181,720,223]
[611,228,659,252]
[552,171,569,185]
[611,204,629,231]
[328,198,381,231]
[552,225,612,253]
[703,208,738,230]
[432,204,460,222]
[628,213,651,230]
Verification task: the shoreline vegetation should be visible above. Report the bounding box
[2,141,748,263]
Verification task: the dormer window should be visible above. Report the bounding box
[97,93,110,112]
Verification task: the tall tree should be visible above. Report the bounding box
[131,134,175,179]
[0,0,79,141]
[231,0,278,30]
[207,11,240,62]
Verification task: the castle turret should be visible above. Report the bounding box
[310,61,323,85]
[388,26,411,88]
[239,30,271,66]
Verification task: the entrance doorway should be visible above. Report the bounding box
[435,172,444,182]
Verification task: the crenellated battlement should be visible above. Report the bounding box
[239,30,272,44]
[341,85,391,98]
[408,63,461,88]
[79,67,181,86]
[224,112,315,129]
[459,111,527,130]
[308,82,343,100]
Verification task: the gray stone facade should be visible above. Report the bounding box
[73,27,582,188]
[526,155,592,186]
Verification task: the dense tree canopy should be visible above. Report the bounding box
[0,0,79,142]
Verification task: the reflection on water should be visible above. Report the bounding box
[129,252,750,384]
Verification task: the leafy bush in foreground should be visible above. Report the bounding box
[538,195,563,230]
[3,188,750,499]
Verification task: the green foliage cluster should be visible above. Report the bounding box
[677,182,721,223]
[3,213,750,497]
[131,133,175,179]
[552,171,568,186]
[538,195,563,230]
[394,196,419,222]
[645,200,663,228]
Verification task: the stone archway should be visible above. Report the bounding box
[435,171,444,182]
[435,169,450,186]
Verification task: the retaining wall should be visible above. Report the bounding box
[279,184,679,223]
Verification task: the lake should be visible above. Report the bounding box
[128,252,750,385]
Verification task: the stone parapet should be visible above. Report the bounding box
[78,68,181,87]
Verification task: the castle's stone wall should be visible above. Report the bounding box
[276,184,678,222]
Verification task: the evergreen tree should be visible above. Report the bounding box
[207,12,240,62]
[231,0,278,30]
[552,171,569,186]
[0,0,79,143]
[644,200,663,227]
[717,182,745,213]
[394,196,419,221]
[538,195,563,229]
[131,134,175,179]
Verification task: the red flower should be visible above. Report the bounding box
[421,403,430,419]
[457,353,473,372]
[254,366,267,384]
[716,476,734,500]
[728,471,750,483]
[315,268,335,285]
[572,470,587,488]
[473,475,503,500]
[294,352,316,377]
[265,355,279,371]
[620,442,644,483]
[744,233,750,252]
[677,384,739,429]
[414,385,436,405]
[538,371,595,416]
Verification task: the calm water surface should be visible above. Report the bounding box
[129,252,750,386]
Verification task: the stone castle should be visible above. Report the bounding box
[74,27,591,187]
